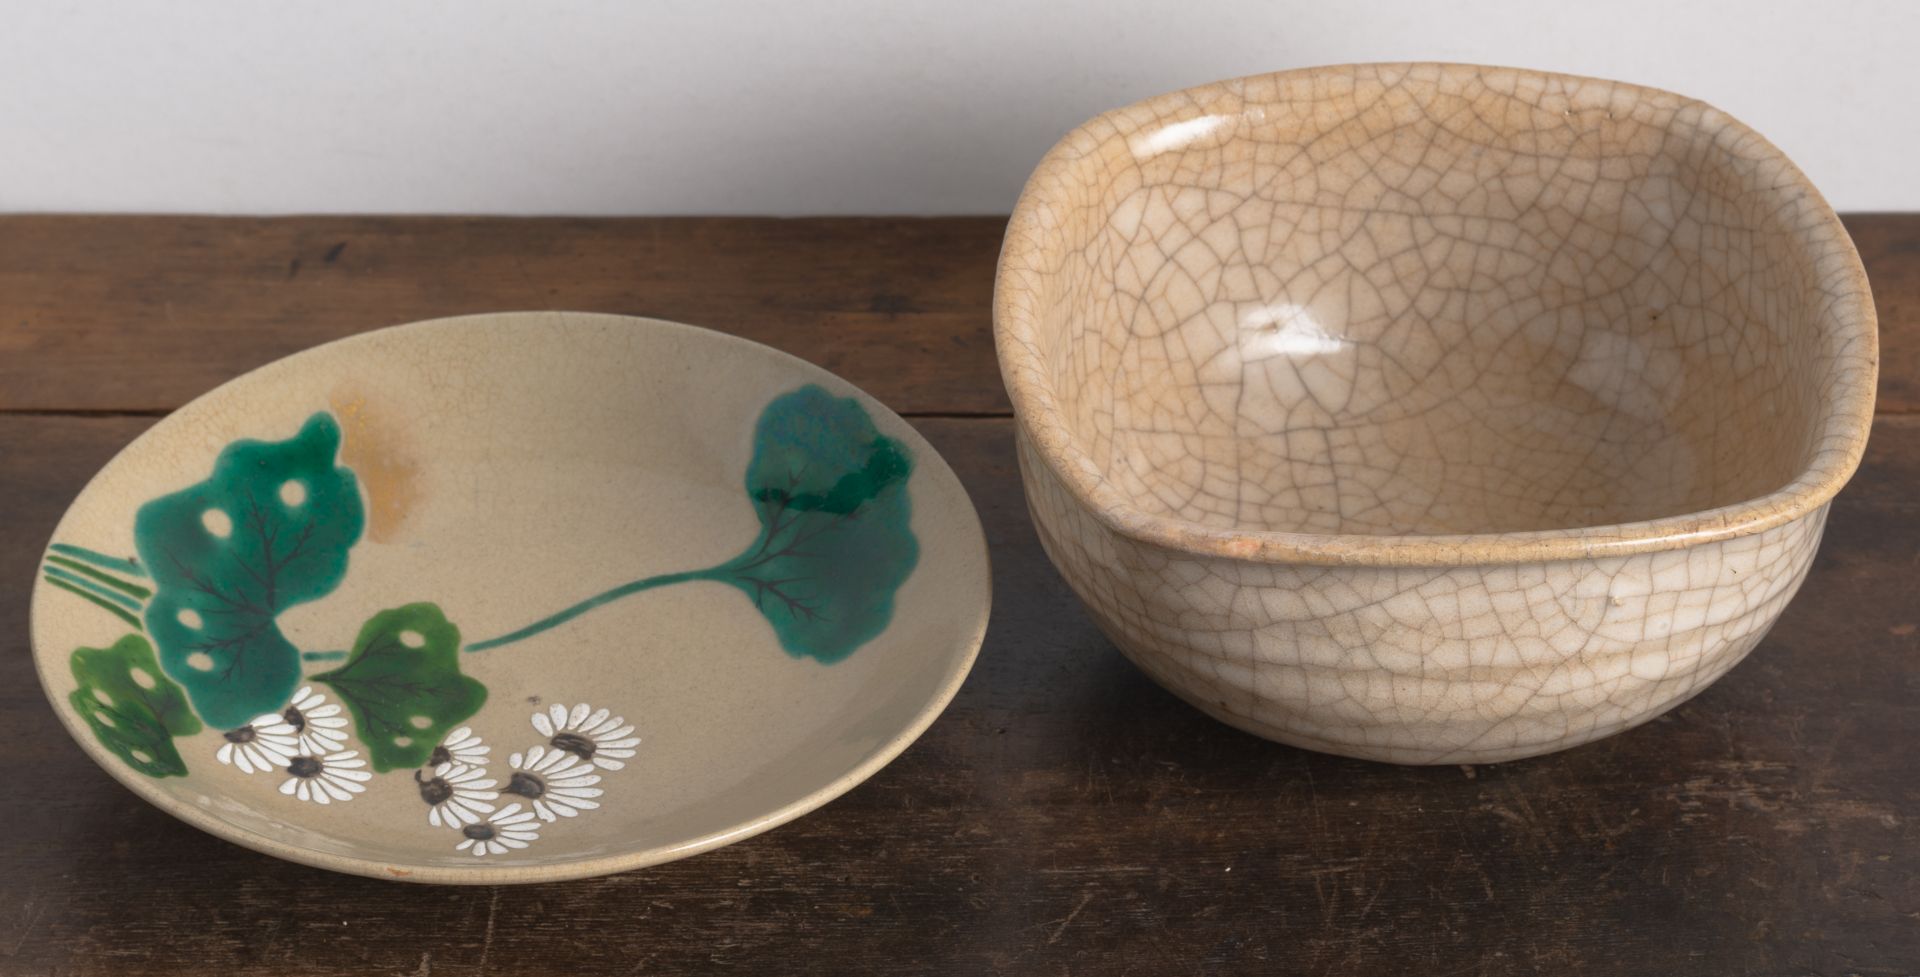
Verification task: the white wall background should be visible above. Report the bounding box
[1,0,1912,215]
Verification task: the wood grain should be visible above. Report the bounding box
[1850,214,1920,414]
[0,216,1008,415]
[1,214,1916,976]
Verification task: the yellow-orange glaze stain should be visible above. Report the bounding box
[329,388,419,542]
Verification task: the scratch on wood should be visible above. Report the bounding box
[477,888,500,975]
[7,896,44,956]
[1047,892,1095,945]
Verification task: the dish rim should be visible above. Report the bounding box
[29,311,992,884]
[994,61,1878,568]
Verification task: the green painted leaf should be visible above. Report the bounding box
[710,384,919,663]
[135,412,364,729]
[313,602,487,772]
[68,633,203,778]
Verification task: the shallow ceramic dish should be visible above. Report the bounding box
[31,311,989,882]
[996,63,1876,764]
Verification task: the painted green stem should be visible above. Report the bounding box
[464,569,713,652]
[45,555,153,599]
[43,566,145,612]
[43,576,144,630]
[49,543,147,577]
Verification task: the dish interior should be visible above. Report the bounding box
[1027,67,1842,536]
[31,313,987,879]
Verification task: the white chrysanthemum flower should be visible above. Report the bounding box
[456,802,541,857]
[415,761,499,828]
[429,726,489,768]
[277,749,372,804]
[216,713,299,774]
[281,685,350,754]
[530,703,640,771]
[505,745,605,822]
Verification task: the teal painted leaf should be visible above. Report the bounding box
[135,412,364,729]
[68,633,203,778]
[710,384,919,663]
[460,384,921,661]
[313,602,487,772]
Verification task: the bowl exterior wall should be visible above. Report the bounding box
[1017,428,1823,763]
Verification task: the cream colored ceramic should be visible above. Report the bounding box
[31,312,989,882]
[996,63,1876,764]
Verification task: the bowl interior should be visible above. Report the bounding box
[1017,65,1851,537]
[31,312,988,881]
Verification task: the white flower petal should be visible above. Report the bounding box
[593,757,626,771]
[566,703,589,729]
[531,712,554,737]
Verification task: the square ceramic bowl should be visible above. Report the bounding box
[995,63,1877,763]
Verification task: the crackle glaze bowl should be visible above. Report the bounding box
[31,312,989,882]
[996,63,1877,763]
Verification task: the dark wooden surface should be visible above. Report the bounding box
[1,215,1916,976]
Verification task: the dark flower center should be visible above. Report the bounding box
[550,732,596,760]
[282,706,307,732]
[414,770,453,806]
[224,725,258,744]
[462,823,496,841]
[506,772,547,799]
[287,756,322,778]
[428,745,453,767]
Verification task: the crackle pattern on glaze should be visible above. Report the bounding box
[996,64,1875,762]
[1021,430,1824,763]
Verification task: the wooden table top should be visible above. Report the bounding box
[1,215,1915,976]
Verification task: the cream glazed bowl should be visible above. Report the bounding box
[31,312,989,882]
[996,63,1877,764]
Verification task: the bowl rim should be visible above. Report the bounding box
[994,62,1879,568]
[30,311,993,884]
